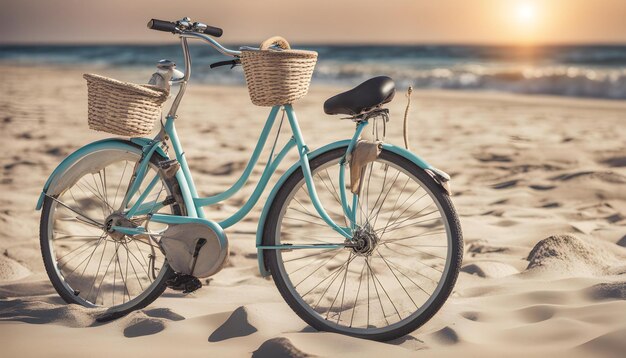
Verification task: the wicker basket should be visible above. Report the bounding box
[83,74,169,137]
[240,37,318,107]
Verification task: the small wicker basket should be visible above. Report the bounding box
[83,74,169,137]
[240,37,318,107]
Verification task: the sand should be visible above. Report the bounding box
[1,64,625,357]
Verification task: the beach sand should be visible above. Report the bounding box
[1,65,625,357]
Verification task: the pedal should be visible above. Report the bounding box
[166,273,202,294]
[158,159,180,179]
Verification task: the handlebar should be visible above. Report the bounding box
[147,17,239,58]
[147,18,223,38]
[147,19,177,33]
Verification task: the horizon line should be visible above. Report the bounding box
[2,40,626,47]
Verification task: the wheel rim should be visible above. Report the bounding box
[45,149,174,310]
[272,152,453,335]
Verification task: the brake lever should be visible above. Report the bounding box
[209,59,241,69]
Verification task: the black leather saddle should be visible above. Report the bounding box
[323,76,395,116]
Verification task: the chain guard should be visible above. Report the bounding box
[160,222,228,278]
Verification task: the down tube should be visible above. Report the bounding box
[164,116,204,218]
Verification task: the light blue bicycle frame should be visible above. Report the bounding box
[114,104,365,248]
[35,33,449,277]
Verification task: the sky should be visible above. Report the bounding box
[1,0,625,45]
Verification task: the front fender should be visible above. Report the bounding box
[255,140,449,277]
[35,137,166,210]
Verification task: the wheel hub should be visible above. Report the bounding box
[349,228,379,256]
[105,213,135,241]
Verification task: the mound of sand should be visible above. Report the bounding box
[209,304,307,343]
[0,299,99,327]
[0,255,31,282]
[252,337,313,358]
[209,306,258,342]
[526,234,617,276]
[120,308,185,338]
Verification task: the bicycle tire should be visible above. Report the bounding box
[263,146,462,341]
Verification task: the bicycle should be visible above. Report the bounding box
[36,17,462,341]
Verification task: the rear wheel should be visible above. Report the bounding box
[264,147,462,341]
[40,143,185,314]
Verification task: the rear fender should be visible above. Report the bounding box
[35,137,167,210]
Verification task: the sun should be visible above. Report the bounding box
[515,2,537,24]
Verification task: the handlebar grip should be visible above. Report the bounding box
[203,25,223,38]
[147,19,177,33]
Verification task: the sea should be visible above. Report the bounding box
[1,44,625,99]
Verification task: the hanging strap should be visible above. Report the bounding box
[403,86,413,150]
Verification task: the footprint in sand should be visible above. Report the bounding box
[491,179,520,189]
[474,153,513,163]
[461,261,519,278]
[466,241,509,256]
[431,326,460,345]
[459,311,481,322]
[551,171,626,184]
[600,155,626,168]
[585,282,626,301]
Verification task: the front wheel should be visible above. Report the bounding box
[264,147,462,341]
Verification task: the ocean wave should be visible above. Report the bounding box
[2,44,626,99]
[313,63,626,99]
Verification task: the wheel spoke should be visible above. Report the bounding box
[380,208,439,241]
[349,260,367,327]
[375,250,419,308]
[325,252,352,321]
[85,238,109,303]
[381,231,446,252]
[63,234,107,278]
[294,249,345,289]
[311,253,356,311]
[121,241,146,291]
[365,258,390,325]
[369,170,402,228]
[367,257,401,321]
[46,195,104,228]
[375,249,433,296]
[112,160,129,210]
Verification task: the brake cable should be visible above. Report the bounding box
[267,108,286,165]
